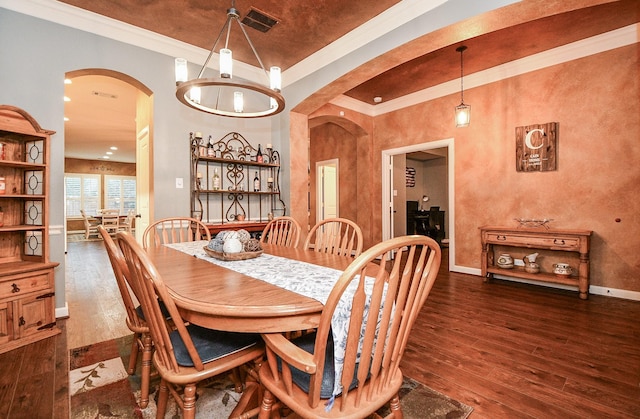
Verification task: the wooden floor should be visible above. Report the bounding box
[1,239,639,418]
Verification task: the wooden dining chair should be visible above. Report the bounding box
[258,235,442,419]
[98,225,154,408]
[119,209,136,233]
[117,231,265,419]
[100,209,120,235]
[80,209,99,239]
[142,216,211,250]
[259,216,301,247]
[304,217,364,257]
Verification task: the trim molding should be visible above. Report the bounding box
[55,303,69,319]
[331,23,639,116]
[0,0,448,87]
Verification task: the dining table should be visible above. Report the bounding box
[144,240,359,417]
[144,241,355,333]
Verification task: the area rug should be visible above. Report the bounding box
[70,334,473,418]
[67,233,103,242]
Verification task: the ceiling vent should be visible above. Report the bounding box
[241,8,278,33]
[91,91,118,99]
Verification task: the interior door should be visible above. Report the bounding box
[316,159,338,222]
[135,91,152,242]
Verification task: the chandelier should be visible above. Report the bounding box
[174,0,285,118]
[454,45,470,127]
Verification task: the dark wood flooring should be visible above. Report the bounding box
[0,240,638,418]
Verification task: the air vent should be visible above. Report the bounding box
[241,8,278,33]
[91,91,118,99]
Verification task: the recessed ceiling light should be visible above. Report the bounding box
[373,96,382,103]
[64,117,69,122]
[106,151,113,155]
[110,146,118,150]
[64,96,71,102]
[102,155,110,159]
[64,78,72,84]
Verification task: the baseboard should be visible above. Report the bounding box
[490,273,640,302]
[450,265,640,301]
[56,303,69,319]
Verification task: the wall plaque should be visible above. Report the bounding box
[516,122,558,172]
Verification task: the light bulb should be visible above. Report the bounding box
[175,58,188,83]
[270,66,281,92]
[220,49,232,78]
[234,91,244,113]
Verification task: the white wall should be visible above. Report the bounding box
[0,9,276,311]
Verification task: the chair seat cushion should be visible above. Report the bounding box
[135,300,171,321]
[170,325,259,367]
[284,332,360,399]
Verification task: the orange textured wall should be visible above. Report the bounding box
[300,44,639,292]
[371,45,640,291]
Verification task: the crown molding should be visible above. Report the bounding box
[332,23,639,117]
[0,0,447,88]
[283,0,448,86]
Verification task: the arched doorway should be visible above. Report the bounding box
[63,69,153,245]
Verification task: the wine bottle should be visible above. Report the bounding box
[207,135,214,157]
[256,144,263,163]
[212,168,220,191]
[253,171,260,192]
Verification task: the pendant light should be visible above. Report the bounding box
[455,45,470,127]
[174,0,284,118]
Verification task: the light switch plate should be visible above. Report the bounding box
[175,178,183,188]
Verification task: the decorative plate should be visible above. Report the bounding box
[202,246,263,261]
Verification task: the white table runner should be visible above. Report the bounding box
[166,241,367,400]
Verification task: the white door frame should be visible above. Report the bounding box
[315,159,339,222]
[381,138,456,271]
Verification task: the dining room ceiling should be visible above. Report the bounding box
[58,0,638,163]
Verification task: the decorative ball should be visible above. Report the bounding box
[222,238,243,253]
[243,238,262,252]
[207,237,224,252]
[217,230,239,241]
[236,229,251,243]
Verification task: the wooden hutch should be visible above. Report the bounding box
[0,105,59,354]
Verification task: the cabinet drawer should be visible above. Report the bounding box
[485,233,580,249]
[0,272,52,300]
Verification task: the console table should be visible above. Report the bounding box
[480,226,592,299]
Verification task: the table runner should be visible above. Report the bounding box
[166,241,369,401]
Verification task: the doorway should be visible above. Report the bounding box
[63,69,153,246]
[381,138,455,270]
[316,159,339,222]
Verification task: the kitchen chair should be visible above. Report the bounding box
[142,217,211,250]
[117,231,265,419]
[119,209,136,233]
[304,217,363,257]
[258,235,442,419]
[259,216,301,247]
[100,209,120,236]
[98,225,154,408]
[80,209,99,239]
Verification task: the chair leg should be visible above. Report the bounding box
[230,367,243,393]
[388,393,403,419]
[127,335,139,375]
[156,379,170,419]
[182,383,198,419]
[138,333,153,409]
[258,389,276,419]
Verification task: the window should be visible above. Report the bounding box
[105,175,136,214]
[64,174,101,217]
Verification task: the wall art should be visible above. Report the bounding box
[515,122,558,172]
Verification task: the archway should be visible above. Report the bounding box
[63,69,153,244]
